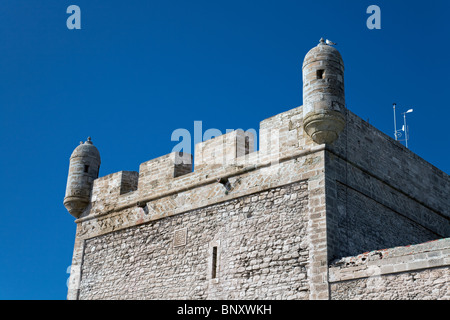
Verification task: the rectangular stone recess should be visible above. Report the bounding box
[173,228,187,247]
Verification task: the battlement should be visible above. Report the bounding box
[138,152,193,192]
[78,105,323,221]
[90,171,139,215]
[194,129,255,171]
[78,104,449,231]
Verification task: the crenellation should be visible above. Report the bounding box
[194,129,255,172]
[138,152,192,191]
[88,171,139,217]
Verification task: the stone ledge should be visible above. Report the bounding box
[329,238,450,282]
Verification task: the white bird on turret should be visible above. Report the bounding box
[326,39,337,46]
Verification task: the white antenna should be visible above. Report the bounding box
[393,103,401,141]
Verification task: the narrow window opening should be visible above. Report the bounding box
[317,69,324,79]
[84,165,89,173]
[244,136,250,155]
[211,246,218,279]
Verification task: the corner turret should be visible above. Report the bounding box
[302,38,346,144]
[64,137,101,218]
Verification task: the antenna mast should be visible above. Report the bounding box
[393,103,398,140]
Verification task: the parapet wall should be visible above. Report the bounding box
[77,106,319,224]
[83,107,449,230]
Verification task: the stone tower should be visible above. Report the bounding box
[64,137,101,218]
[302,38,346,144]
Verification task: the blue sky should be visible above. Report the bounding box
[0,0,448,299]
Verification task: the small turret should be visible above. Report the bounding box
[302,38,346,144]
[64,137,101,218]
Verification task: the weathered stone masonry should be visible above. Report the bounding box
[65,39,449,300]
[79,181,310,300]
[67,140,329,299]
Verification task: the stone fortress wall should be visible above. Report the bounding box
[65,39,449,300]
